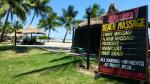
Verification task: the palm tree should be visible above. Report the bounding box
[60,5,78,43]
[5,21,13,34]
[92,3,105,17]
[0,21,2,33]
[28,0,52,25]
[0,0,30,42]
[83,3,105,19]
[13,21,23,31]
[2,21,22,34]
[12,20,23,46]
[38,12,61,41]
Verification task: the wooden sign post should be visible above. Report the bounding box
[99,6,148,80]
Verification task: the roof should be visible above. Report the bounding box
[8,32,24,37]
[77,16,103,27]
[17,25,45,34]
[77,3,119,28]
[107,3,119,14]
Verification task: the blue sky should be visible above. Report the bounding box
[23,0,150,39]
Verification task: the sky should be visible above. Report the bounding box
[23,0,150,40]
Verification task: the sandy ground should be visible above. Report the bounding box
[17,40,72,52]
[44,41,71,49]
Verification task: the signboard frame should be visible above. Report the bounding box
[98,5,148,80]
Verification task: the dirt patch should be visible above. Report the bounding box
[76,64,98,77]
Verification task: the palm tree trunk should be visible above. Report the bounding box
[48,28,51,42]
[14,30,17,46]
[30,11,36,25]
[0,9,10,42]
[31,33,32,39]
[63,29,68,43]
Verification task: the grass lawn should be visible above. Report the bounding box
[0,44,149,84]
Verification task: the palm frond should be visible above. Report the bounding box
[37,11,61,33]
[29,0,52,24]
[84,3,105,18]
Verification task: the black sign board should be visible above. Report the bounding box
[99,6,148,80]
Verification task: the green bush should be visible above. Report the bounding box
[38,36,49,39]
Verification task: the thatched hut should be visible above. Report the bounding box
[17,25,45,39]
[107,3,119,14]
[18,25,45,34]
[74,16,103,54]
[73,3,119,54]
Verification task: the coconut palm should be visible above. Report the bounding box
[92,3,105,17]
[0,21,2,33]
[13,21,23,31]
[28,0,52,25]
[2,21,23,34]
[12,20,23,46]
[5,21,13,34]
[38,12,61,41]
[83,3,105,19]
[0,0,30,42]
[60,5,78,43]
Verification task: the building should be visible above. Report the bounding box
[74,16,103,54]
[73,3,119,54]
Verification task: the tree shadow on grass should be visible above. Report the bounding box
[0,45,31,53]
[0,45,13,51]
[40,63,70,76]
[13,46,31,53]
[40,52,60,55]
[13,59,81,78]
[48,56,73,63]
[40,52,66,56]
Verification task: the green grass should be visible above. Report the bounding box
[0,44,149,84]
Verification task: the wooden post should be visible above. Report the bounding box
[71,27,75,52]
[86,6,92,70]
